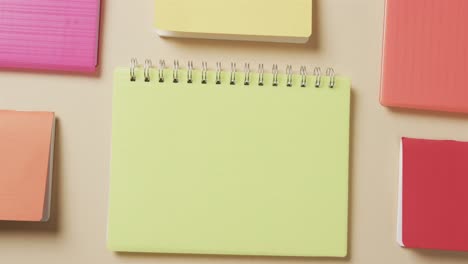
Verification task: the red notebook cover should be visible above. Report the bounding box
[398,138,468,252]
[380,0,468,113]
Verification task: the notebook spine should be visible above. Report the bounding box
[129,58,336,88]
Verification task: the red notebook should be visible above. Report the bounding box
[380,0,468,113]
[398,138,468,252]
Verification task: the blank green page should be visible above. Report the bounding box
[108,66,351,257]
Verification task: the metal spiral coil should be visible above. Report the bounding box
[244,63,250,85]
[201,61,208,84]
[158,60,165,83]
[286,65,293,87]
[272,64,279,87]
[326,67,335,88]
[230,63,236,85]
[144,59,152,82]
[313,67,322,88]
[258,64,264,86]
[300,66,307,88]
[187,61,194,83]
[173,60,179,83]
[130,58,138,81]
[130,59,337,88]
[216,62,222,84]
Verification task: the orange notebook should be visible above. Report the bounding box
[380,0,468,113]
[0,111,55,222]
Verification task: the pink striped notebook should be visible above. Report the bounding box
[0,0,101,73]
[380,0,468,113]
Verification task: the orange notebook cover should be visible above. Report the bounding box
[0,110,55,222]
[380,0,468,113]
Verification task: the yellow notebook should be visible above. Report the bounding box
[108,59,351,257]
[154,0,312,43]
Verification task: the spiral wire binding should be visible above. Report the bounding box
[313,67,322,88]
[244,63,250,85]
[172,60,179,83]
[129,59,337,88]
[286,65,293,87]
[216,62,222,84]
[300,66,307,87]
[326,67,335,88]
[158,60,165,83]
[187,61,193,83]
[230,63,236,85]
[258,64,264,86]
[201,62,208,84]
[144,59,152,82]
[272,64,279,87]
[130,58,138,81]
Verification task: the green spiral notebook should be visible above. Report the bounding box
[108,60,351,257]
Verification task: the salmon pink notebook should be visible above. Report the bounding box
[380,0,468,113]
[0,111,56,222]
[397,138,468,252]
[0,0,101,73]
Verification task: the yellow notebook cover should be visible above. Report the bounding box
[108,62,350,257]
[154,0,312,43]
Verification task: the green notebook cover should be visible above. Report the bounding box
[108,65,351,257]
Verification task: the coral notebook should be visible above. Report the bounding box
[0,0,101,72]
[380,0,468,113]
[0,111,55,222]
[108,59,351,257]
[397,138,468,252]
[154,0,312,43]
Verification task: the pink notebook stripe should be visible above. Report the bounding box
[0,0,101,72]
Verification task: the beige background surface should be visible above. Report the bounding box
[1,0,468,263]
